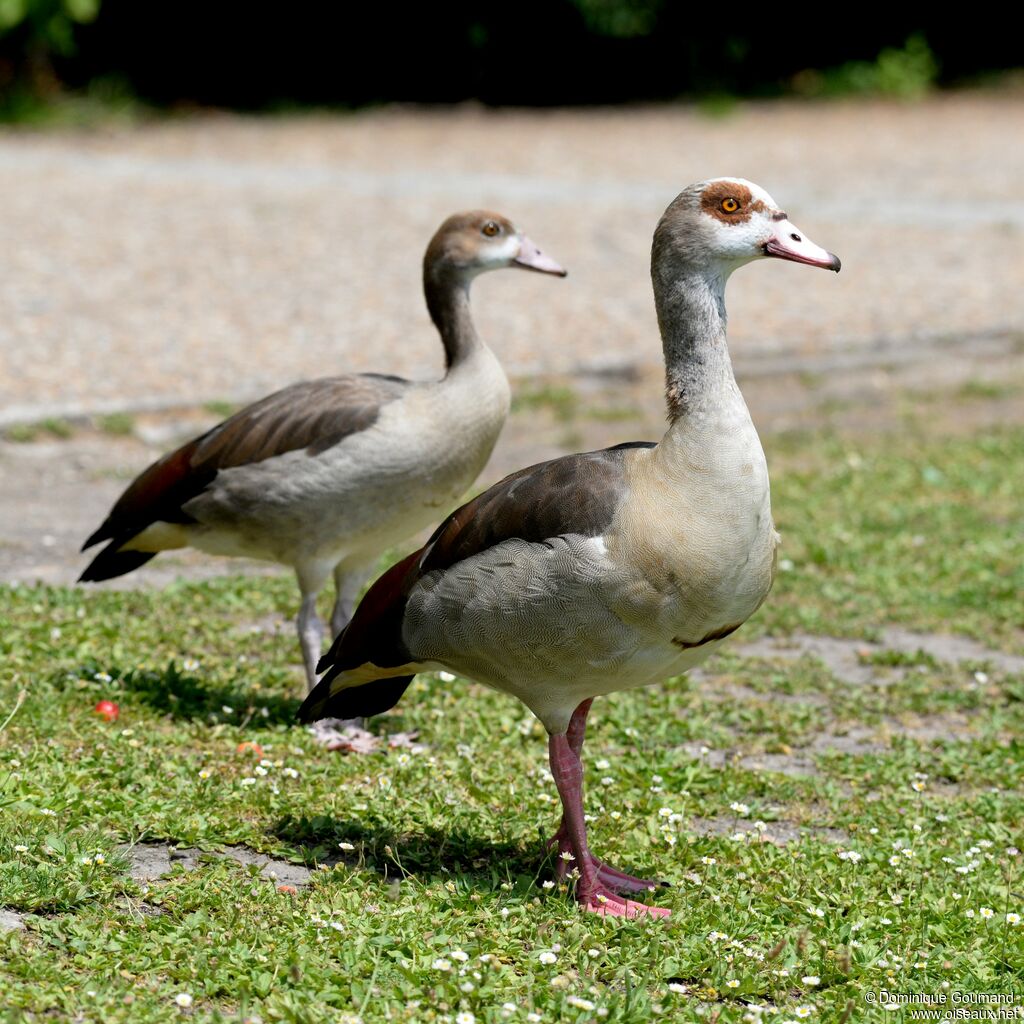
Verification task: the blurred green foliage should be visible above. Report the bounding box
[0,0,100,56]
[793,34,939,99]
[0,0,102,121]
[570,0,664,38]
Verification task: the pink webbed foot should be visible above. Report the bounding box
[581,884,672,919]
[548,830,665,895]
[589,857,665,895]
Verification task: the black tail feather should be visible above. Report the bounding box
[78,542,157,582]
[298,675,414,723]
[81,522,113,552]
[316,631,345,675]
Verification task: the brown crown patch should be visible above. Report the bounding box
[700,181,770,224]
[425,210,516,267]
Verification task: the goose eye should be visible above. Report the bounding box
[721,198,740,214]
[481,221,500,237]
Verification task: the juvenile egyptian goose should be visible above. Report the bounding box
[79,212,566,689]
[300,179,840,917]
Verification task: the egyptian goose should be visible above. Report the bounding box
[300,179,840,918]
[79,212,566,689]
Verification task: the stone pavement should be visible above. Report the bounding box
[2,93,1023,425]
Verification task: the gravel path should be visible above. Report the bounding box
[2,94,1022,424]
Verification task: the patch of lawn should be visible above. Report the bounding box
[4,417,75,443]
[0,426,1022,1021]
[762,428,1023,648]
[96,412,137,437]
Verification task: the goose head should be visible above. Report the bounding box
[425,211,567,281]
[653,178,840,282]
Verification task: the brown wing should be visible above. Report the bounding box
[419,441,656,576]
[299,442,655,722]
[81,374,408,562]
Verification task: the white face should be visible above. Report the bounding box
[472,220,566,277]
[478,231,522,270]
[699,177,840,273]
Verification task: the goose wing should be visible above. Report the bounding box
[79,374,408,580]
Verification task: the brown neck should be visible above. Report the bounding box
[424,263,480,371]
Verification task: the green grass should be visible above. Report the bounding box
[956,379,1019,401]
[1,426,1022,1022]
[4,417,74,443]
[765,429,1023,648]
[205,400,240,419]
[96,412,137,437]
[510,384,580,424]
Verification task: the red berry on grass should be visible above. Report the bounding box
[93,700,119,722]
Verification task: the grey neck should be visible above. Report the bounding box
[424,266,480,371]
[652,264,737,421]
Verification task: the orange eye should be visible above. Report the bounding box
[721,197,740,213]
[482,221,500,237]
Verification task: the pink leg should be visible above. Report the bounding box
[547,701,666,895]
[566,698,592,756]
[548,730,669,919]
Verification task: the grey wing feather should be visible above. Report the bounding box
[82,373,409,549]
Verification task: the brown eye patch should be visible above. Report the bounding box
[482,221,500,237]
[701,182,770,224]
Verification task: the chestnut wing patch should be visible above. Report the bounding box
[81,374,408,553]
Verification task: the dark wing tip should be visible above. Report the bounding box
[81,525,109,552]
[298,675,415,723]
[78,544,156,583]
[297,679,332,723]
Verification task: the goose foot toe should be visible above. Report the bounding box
[590,857,665,894]
[548,832,663,894]
[581,886,671,919]
[309,718,378,754]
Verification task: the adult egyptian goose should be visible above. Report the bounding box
[300,179,840,918]
[79,212,566,689]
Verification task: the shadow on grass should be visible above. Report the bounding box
[68,658,301,726]
[274,812,546,887]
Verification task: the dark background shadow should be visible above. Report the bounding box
[70,658,302,726]
[274,811,548,888]
[2,6,1020,111]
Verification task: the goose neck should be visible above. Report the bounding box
[653,265,737,422]
[424,265,481,371]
